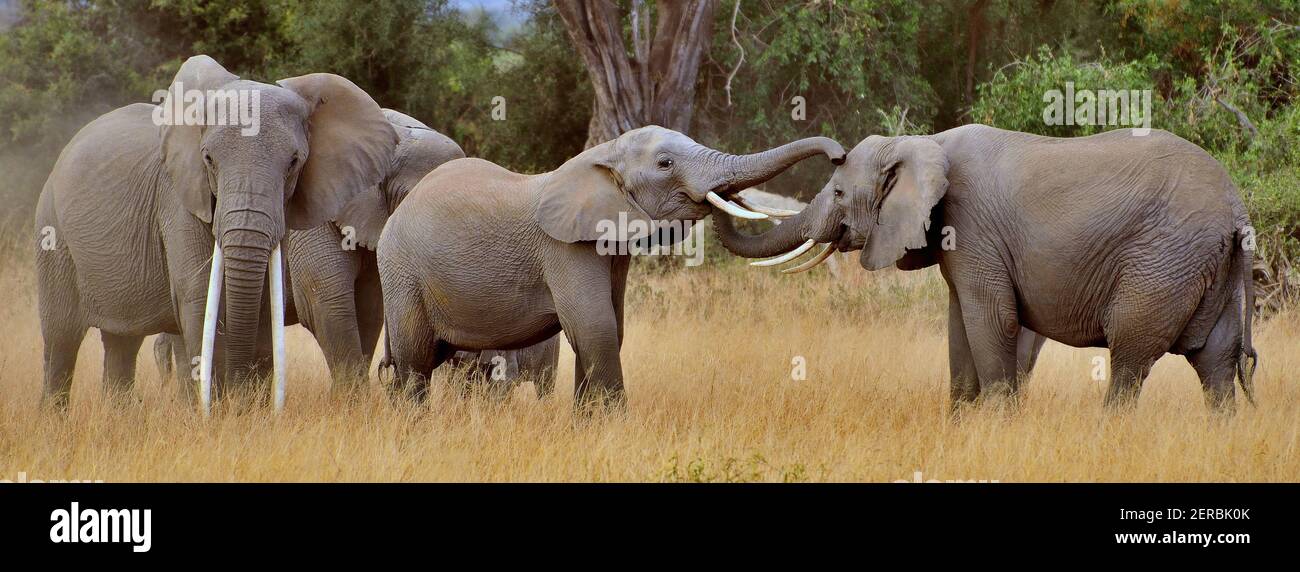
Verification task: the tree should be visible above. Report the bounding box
[555,0,717,147]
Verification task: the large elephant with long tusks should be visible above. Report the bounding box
[35,55,398,410]
[377,126,845,407]
[713,125,1257,412]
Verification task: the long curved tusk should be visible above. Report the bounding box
[751,239,816,267]
[733,196,800,218]
[781,243,834,274]
[706,191,769,220]
[269,243,286,412]
[199,242,223,417]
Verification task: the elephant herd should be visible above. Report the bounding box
[35,55,1258,416]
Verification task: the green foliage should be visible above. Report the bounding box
[970,48,1168,137]
[695,0,937,199]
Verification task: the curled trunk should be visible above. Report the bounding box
[712,207,812,259]
[715,137,844,193]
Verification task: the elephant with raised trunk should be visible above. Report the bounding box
[715,125,1257,412]
[378,126,844,407]
[36,55,397,408]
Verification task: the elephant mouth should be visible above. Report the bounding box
[835,224,865,252]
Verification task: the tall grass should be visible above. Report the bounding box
[0,244,1297,482]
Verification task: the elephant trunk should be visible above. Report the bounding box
[712,137,845,194]
[220,227,272,383]
[712,206,812,259]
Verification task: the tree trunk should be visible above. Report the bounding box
[555,0,718,148]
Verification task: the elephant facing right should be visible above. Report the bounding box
[716,125,1258,412]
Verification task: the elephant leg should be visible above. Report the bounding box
[1103,346,1159,410]
[1015,328,1047,382]
[101,331,144,398]
[354,263,385,374]
[946,290,980,411]
[37,247,87,410]
[1186,295,1242,413]
[529,335,561,399]
[958,286,1021,405]
[556,295,623,409]
[1102,276,1182,410]
[309,303,367,390]
[547,250,625,410]
[153,335,176,384]
[384,299,444,404]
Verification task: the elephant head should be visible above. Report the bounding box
[158,55,398,386]
[535,126,845,244]
[713,135,949,272]
[331,109,466,250]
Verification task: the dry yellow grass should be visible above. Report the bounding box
[1,245,1297,482]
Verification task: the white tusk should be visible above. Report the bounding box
[781,243,834,274]
[733,196,801,218]
[269,243,286,412]
[199,242,223,417]
[751,239,816,267]
[706,191,769,220]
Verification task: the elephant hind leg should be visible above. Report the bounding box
[37,247,87,410]
[101,331,144,398]
[1186,294,1242,413]
[1102,273,1190,410]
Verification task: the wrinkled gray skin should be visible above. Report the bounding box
[151,109,560,393]
[378,126,845,407]
[715,125,1256,412]
[35,55,399,407]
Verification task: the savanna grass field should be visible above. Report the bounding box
[2,231,1296,483]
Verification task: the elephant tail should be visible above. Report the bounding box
[1235,225,1258,407]
[378,319,394,382]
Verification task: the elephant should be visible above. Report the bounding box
[377,126,845,407]
[35,55,399,408]
[445,335,562,398]
[713,125,1256,412]
[148,107,561,396]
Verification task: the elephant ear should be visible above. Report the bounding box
[278,73,399,230]
[534,140,658,243]
[861,137,949,270]
[160,55,239,224]
[333,110,466,250]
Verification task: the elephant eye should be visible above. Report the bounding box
[833,188,844,198]
[289,153,300,168]
[657,157,673,170]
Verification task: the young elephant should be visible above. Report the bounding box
[715,125,1257,411]
[36,55,397,408]
[378,127,845,406]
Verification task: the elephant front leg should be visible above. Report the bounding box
[956,285,1022,407]
[946,291,980,413]
[555,294,624,410]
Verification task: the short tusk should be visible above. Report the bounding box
[199,242,223,417]
[269,243,286,412]
[733,196,800,218]
[781,243,834,274]
[706,191,769,220]
[751,239,816,267]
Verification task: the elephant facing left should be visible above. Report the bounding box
[35,55,398,408]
